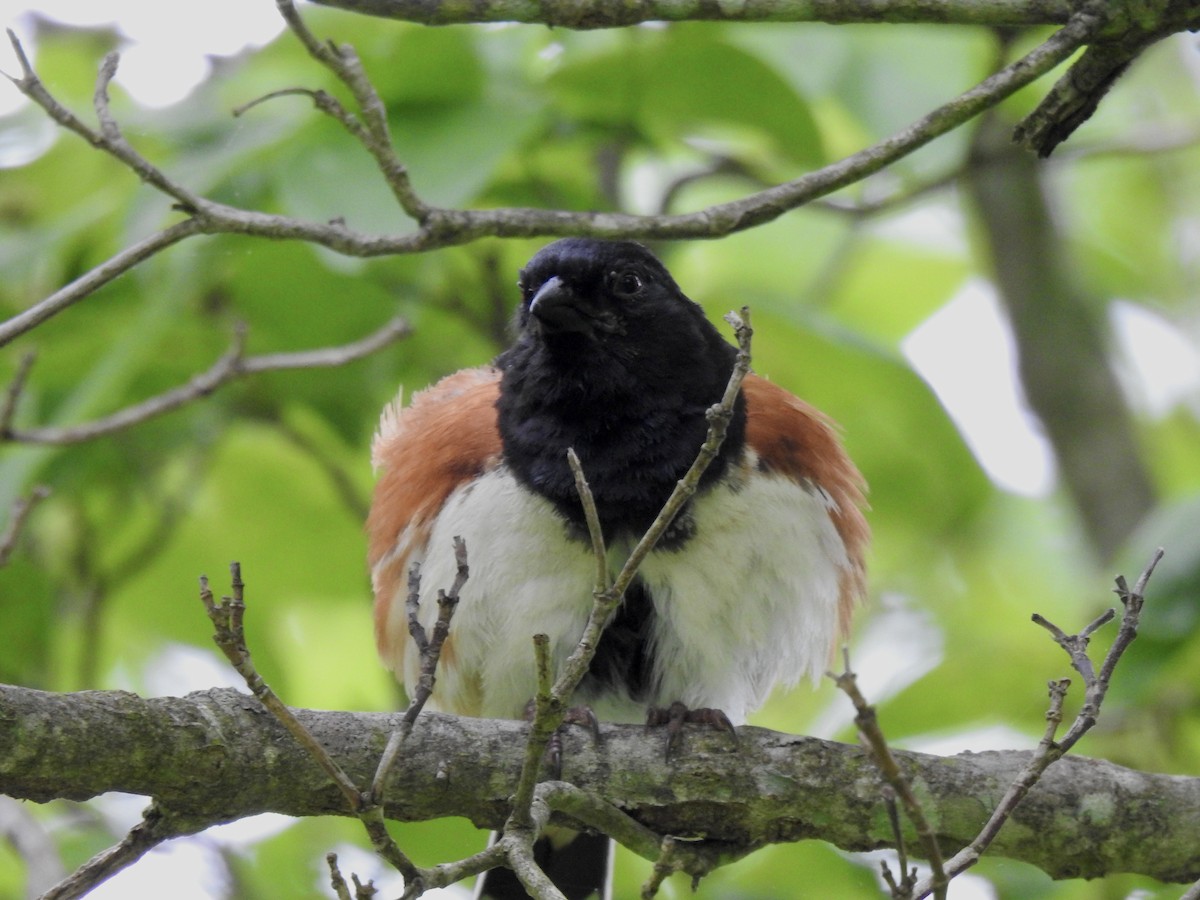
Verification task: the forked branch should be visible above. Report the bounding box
[4,4,1096,348]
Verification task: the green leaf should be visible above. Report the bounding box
[549,28,823,167]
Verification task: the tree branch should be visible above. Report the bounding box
[308,0,1073,29]
[273,0,432,223]
[1,683,1198,884]
[0,218,203,349]
[4,8,1091,343]
[831,651,947,899]
[0,485,50,567]
[38,803,194,900]
[1,315,411,446]
[1015,0,1200,156]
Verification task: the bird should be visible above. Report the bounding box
[367,237,869,898]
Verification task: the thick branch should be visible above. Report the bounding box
[1,684,1197,884]
[309,0,1073,29]
[1015,0,1200,155]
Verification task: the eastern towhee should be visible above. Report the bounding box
[368,238,869,898]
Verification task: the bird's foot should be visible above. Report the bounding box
[525,701,601,778]
[646,700,738,761]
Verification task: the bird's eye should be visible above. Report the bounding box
[612,270,643,298]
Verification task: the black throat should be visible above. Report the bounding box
[495,333,747,543]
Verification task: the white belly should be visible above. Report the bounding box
[402,464,846,724]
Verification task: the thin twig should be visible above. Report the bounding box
[5,14,1092,346]
[37,803,188,900]
[369,537,468,801]
[829,650,947,900]
[0,218,203,348]
[910,549,1164,898]
[0,350,36,431]
[325,853,379,900]
[4,316,411,445]
[3,33,200,211]
[566,448,608,594]
[878,789,918,900]
[198,563,423,882]
[637,832,728,898]
[0,486,50,567]
[234,87,351,124]
[509,632,561,833]
[274,0,431,221]
[199,564,364,802]
[326,853,355,900]
[642,836,679,899]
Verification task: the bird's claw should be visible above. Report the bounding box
[647,700,738,761]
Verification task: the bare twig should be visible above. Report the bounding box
[0,485,50,567]
[0,219,203,349]
[3,315,411,445]
[326,853,379,900]
[200,565,364,801]
[876,789,921,899]
[183,540,467,897]
[638,833,730,898]
[566,448,608,594]
[274,0,431,221]
[3,34,200,211]
[642,836,682,899]
[5,11,1092,345]
[834,549,1163,900]
[369,537,468,801]
[38,803,189,900]
[815,166,960,218]
[199,563,423,882]
[830,650,947,900]
[0,350,36,431]
[909,549,1164,898]
[326,853,355,900]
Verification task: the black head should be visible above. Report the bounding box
[496,238,746,538]
[513,238,695,365]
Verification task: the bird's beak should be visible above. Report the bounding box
[529,276,589,334]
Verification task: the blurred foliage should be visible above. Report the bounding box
[1,6,1199,899]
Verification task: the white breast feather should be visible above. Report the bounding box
[389,462,848,724]
[399,468,596,719]
[639,469,846,724]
